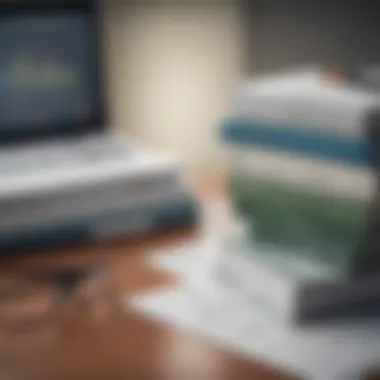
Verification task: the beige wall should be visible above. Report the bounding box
[101,1,243,171]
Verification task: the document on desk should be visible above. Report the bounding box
[125,233,380,380]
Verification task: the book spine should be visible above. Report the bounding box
[221,118,369,166]
[226,145,374,201]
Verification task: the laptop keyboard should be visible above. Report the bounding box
[0,137,130,176]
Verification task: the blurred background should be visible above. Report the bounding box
[100,0,380,172]
[102,0,243,172]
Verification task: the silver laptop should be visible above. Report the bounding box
[0,1,128,177]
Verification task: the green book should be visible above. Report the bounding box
[228,174,370,274]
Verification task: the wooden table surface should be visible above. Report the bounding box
[0,174,365,380]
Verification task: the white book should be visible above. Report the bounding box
[215,225,380,323]
[229,68,378,137]
[226,145,375,201]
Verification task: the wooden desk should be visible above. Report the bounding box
[0,175,298,380]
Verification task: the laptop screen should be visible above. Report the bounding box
[0,2,104,145]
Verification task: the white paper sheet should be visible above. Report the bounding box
[125,211,380,380]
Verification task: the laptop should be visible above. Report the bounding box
[0,0,130,177]
[0,1,198,253]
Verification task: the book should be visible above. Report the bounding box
[229,68,376,138]
[225,148,374,272]
[216,228,380,323]
[226,145,374,200]
[222,68,380,167]
[221,117,369,166]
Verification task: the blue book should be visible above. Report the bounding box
[221,118,370,167]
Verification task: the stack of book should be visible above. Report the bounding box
[218,68,380,323]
